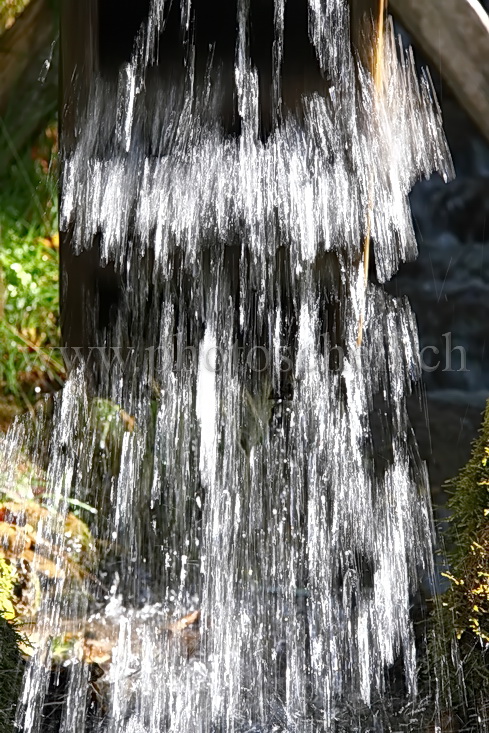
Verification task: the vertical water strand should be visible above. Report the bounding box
[272,0,285,121]
[16,373,90,733]
[199,307,237,728]
[357,0,386,347]
[9,0,457,730]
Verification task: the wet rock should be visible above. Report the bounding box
[391,12,489,403]
[369,390,483,511]
[387,232,489,393]
[430,177,489,242]
[407,391,484,507]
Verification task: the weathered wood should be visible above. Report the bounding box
[0,0,58,175]
[389,0,489,145]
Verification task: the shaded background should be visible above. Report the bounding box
[390,4,489,515]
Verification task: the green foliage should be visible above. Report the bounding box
[445,400,489,643]
[0,558,16,621]
[429,401,489,726]
[0,616,22,733]
[0,448,98,625]
[0,124,64,403]
[0,0,30,35]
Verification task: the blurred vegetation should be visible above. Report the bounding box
[0,0,62,423]
[0,452,97,652]
[0,8,61,725]
[0,0,30,34]
[0,122,64,421]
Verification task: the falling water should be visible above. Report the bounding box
[2,0,455,730]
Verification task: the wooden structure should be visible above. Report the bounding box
[1,0,489,168]
[390,0,489,145]
[57,0,384,353]
[1,0,489,353]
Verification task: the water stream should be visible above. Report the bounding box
[2,1,455,730]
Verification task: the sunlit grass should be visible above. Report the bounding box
[0,123,64,406]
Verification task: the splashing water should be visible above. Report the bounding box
[3,0,455,730]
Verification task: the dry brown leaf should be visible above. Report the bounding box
[168,609,200,633]
[20,549,65,580]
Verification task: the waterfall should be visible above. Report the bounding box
[2,1,455,730]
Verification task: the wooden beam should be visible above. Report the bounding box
[389,0,489,145]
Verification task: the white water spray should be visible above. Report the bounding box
[2,1,455,730]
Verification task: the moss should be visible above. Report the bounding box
[0,559,16,621]
[445,400,489,644]
[430,400,489,726]
[0,616,23,732]
[0,0,31,35]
